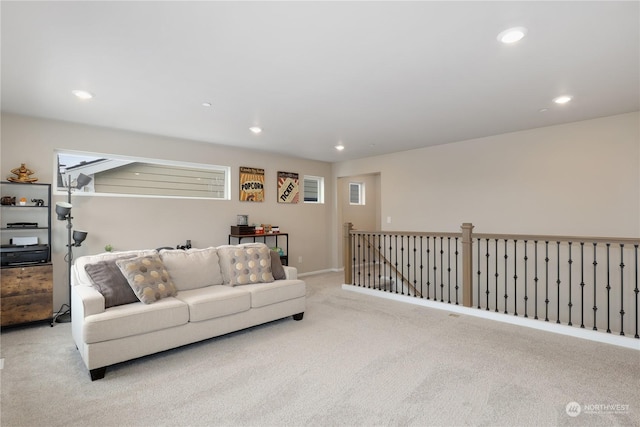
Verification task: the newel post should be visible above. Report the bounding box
[461,223,474,307]
[343,222,354,284]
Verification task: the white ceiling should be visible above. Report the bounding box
[2,1,638,163]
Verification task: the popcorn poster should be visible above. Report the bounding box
[239,166,264,202]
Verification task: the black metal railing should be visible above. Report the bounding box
[344,223,639,340]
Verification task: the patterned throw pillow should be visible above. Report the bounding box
[218,244,274,286]
[116,254,177,304]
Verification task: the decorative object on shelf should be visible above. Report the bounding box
[1,196,16,205]
[8,163,38,183]
[277,171,299,204]
[237,214,248,226]
[31,198,44,206]
[52,172,92,325]
[18,197,27,206]
[239,166,264,202]
[104,244,113,252]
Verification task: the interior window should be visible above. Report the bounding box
[55,151,231,200]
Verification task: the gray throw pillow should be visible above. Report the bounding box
[84,256,138,308]
[270,250,286,280]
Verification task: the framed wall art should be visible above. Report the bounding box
[239,166,264,202]
[277,171,299,204]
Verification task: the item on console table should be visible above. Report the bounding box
[254,226,264,235]
[230,225,255,235]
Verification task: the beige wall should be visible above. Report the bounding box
[332,112,640,268]
[3,111,639,304]
[1,113,333,310]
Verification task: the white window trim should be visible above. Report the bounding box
[349,182,365,205]
[303,175,324,204]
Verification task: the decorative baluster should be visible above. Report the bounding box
[419,236,424,298]
[426,236,431,299]
[447,237,452,303]
[593,242,598,331]
[455,237,459,305]
[400,236,409,295]
[580,242,585,328]
[634,245,639,339]
[377,235,382,290]
[394,235,399,294]
[366,233,371,289]
[556,241,561,324]
[619,244,625,336]
[433,236,438,301]
[383,234,388,291]
[513,239,518,316]
[606,243,611,333]
[545,241,550,322]
[524,240,529,318]
[568,242,573,326]
[504,239,508,314]
[476,238,481,308]
[534,240,539,320]
[494,239,499,313]
[356,234,361,287]
[486,239,490,311]
[413,236,418,296]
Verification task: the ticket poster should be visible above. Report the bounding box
[277,171,299,204]
[239,167,264,202]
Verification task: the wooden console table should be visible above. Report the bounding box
[228,232,289,265]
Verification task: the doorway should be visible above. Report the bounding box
[337,173,381,269]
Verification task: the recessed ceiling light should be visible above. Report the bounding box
[249,126,262,134]
[497,27,527,44]
[335,144,345,151]
[202,102,212,107]
[72,90,93,100]
[553,95,573,104]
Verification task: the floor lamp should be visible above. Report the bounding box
[52,173,92,325]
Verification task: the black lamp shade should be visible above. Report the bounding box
[73,230,88,246]
[55,202,72,220]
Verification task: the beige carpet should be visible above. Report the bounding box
[1,271,638,427]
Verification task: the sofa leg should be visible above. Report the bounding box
[90,367,107,381]
[293,312,304,321]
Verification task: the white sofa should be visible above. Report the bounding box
[71,244,305,380]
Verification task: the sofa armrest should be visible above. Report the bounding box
[283,265,298,280]
[72,285,106,318]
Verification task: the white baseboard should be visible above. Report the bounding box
[342,284,640,351]
[298,268,342,277]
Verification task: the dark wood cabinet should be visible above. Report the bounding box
[1,263,53,326]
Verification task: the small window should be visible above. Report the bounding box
[349,182,365,205]
[303,176,324,203]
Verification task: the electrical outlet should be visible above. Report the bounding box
[387,216,392,224]
[298,256,303,263]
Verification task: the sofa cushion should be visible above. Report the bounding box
[159,247,223,291]
[237,279,306,308]
[83,297,189,344]
[116,254,177,304]
[175,285,251,322]
[84,255,138,308]
[217,243,274,286]
[270,250,286,280]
